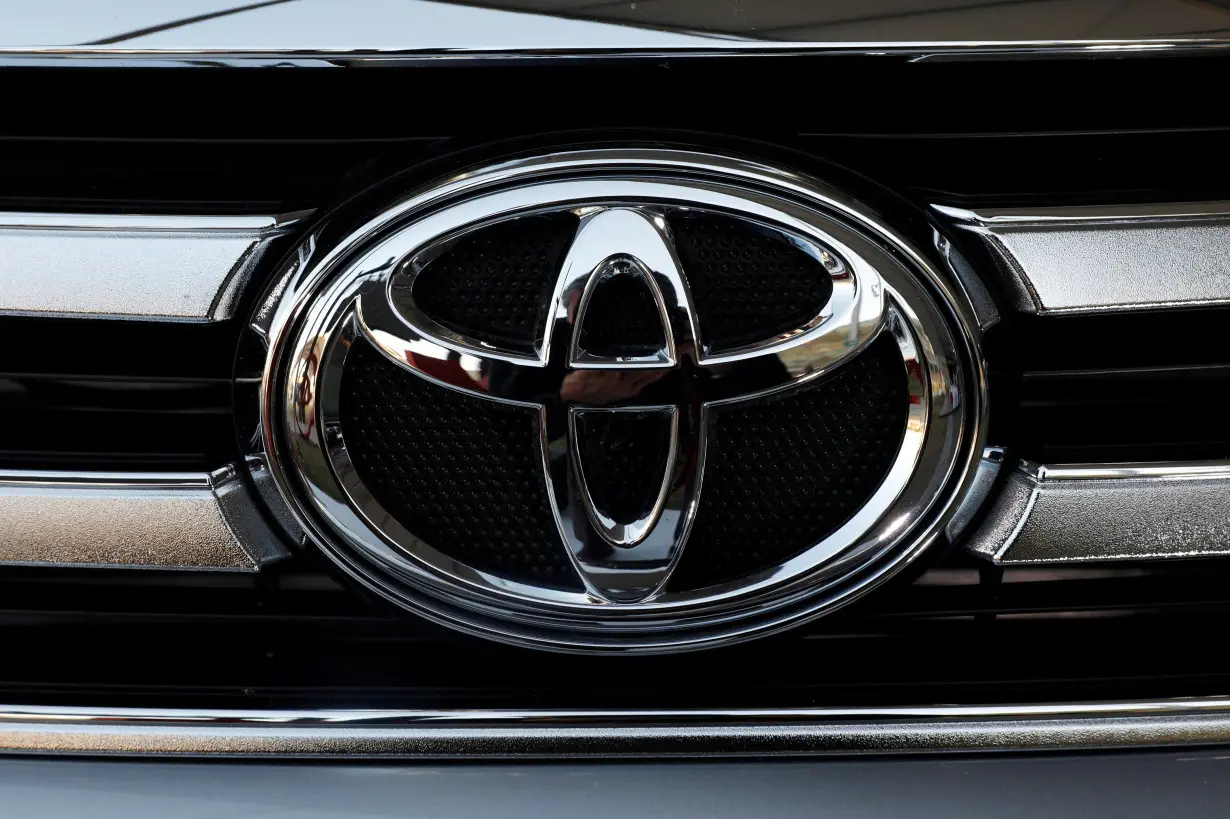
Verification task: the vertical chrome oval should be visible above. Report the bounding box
[559,208,696,369]
[556,406,698,603]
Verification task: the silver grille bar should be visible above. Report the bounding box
[0,466,288,570]
[965,460,1230,564]
[0,211,310,322]
[933,202,1230,315]
[3,697,1230,758]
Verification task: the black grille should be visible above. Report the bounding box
[11,557,1230,710]
[339,341,580,590]
[0,317,238,471]
[409,213,577,351]
[671,333,908,590]
[6,47,1230,716]
[340,334,905,593]
[671,212,835,351]
[997,308,1230,464]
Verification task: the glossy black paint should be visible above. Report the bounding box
[4,0,1230,50]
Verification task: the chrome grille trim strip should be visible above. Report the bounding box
[0,213,306,232]
[0,211,311,323]
[1038,462,1230,481]
[933,203,1230,315]
[965,460,1230,565]
[2,40,1230,66]
[936,202,1230,225]
[3,698,1230,758]
[0,466,289,571]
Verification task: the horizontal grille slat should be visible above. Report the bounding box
[1014,368,1230,463]
[0,135,443,212]
[0,317,241,470]
[4,558,1230,710]
[0,395,234,471]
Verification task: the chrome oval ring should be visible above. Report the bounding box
[257,148,987,653]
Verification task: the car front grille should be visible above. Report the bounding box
[2,47,1230,726]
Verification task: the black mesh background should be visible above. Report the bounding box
[669,333,908,591]
[339,341,580,590]
[409,213,577,350]
[340,336,906,595]
[670,211,835,351]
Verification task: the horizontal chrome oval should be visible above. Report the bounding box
[0,466,288,571]
[3,696,1230,758]
[965,459,1230,564]
[368,185,882,371]
[934,202,1230,315]
[0,210,310,322]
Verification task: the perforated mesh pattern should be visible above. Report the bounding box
[409,213,577,350]
[339,335,906,595]
[670,211,835,351]
[669,333,908,591]
[339,341,580,590]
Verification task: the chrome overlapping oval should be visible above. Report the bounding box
[257,148,986,652]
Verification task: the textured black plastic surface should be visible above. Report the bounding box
[410,213,577,351]
[671,212,835,351]
[339,341,581,590]
[672,333,907,590]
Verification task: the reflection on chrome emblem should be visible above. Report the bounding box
[361,206,883,603]
[258,149,984,652]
